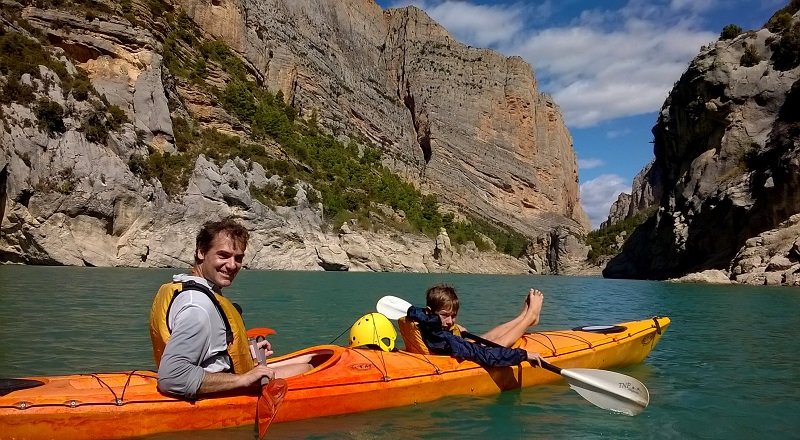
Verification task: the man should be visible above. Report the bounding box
[149,218,274,398]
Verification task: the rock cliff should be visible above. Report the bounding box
[600,161,662,229]
[175,0,588,234]
[604,7,800,285]
[1,0,588,273]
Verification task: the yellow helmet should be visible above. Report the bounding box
[349,313,397,352]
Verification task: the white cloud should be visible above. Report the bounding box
[669,0,717,13]
[607,128,632,139]
[578,158,605,169]
[512,23,715,127]
[580,174,630,229]
[425,2,527,47]
[388,1,532,47]
[390,1,718,128]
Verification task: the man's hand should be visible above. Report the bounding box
[239,364,276,388]
[197,364,276,395]
[256,339,274,359]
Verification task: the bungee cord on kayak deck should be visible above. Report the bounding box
[525,318,664,357]
[394,350,443,375]
[0,371,186,410]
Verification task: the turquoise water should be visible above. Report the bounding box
[1,266,799,439]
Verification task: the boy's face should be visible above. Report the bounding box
[434,307,457,330]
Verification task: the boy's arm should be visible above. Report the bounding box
[407,306,456,354]
[407,305,524,365]
[406,305,433,323]
[446,334,528,367]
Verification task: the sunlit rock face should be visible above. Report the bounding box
[1,0,588,273]
[178,0,588,234]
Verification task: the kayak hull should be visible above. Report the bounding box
[0,316,670,439]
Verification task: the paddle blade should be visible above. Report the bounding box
[257,378,288,439]
[560,368,649,416]
[247,327,277,338]
[376,296,412,320]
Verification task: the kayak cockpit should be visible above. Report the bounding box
[270,345,343,377]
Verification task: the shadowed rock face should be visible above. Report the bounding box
[604,17,800,282]
[0,0,588,272]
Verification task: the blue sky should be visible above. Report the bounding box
[375,0,782,228]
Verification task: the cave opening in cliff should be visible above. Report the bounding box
[403,91,432,164]
[0,165,7,222]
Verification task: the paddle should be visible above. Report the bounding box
[247,327,277,338]
[376,295,650,416]
[251,337,288,439]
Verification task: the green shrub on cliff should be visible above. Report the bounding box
[442,214,527,255]
[65,70,95,101]
[586,207,656,264]
[720,24,742,40]
[34,97,65,135]
[741,44,762,67]
[1,76,35,105]
[0,27,59,78]
[771,23,800,71]
[768,12,794,33]
[767,0,800,33]
[82,105,129,144]
[222,80,257,122]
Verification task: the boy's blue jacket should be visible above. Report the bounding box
[406,306,528,367]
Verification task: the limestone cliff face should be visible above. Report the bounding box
[177,0,589,235]
[604,11,800,284]
[1,0,587,272]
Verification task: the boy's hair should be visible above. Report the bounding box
[195,218,249,264]
[425,284,460,314]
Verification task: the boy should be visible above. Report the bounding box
[405,284,544,367]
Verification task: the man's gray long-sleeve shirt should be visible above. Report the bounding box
[157,274,231,398]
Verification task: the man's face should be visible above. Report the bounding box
[435,307,457,330]
[195,233,245,289]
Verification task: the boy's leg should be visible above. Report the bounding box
[480,297,529,343]
[274,363,314,379]
[480,289,543,347]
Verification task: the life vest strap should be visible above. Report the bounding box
[166,280,235,346]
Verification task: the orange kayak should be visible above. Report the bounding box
[0,316,669,439]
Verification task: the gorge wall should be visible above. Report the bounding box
[604,8,800,285]
[176,0,589,235]
[0,0,590,272]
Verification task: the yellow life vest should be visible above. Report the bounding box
[398,316,461,354]
[149,280,255,374]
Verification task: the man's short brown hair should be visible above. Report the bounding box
[194,218,249,264]
[425,284,459,314]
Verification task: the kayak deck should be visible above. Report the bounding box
[0,316,670,439]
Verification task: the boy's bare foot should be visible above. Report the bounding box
[526,288,544,326]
